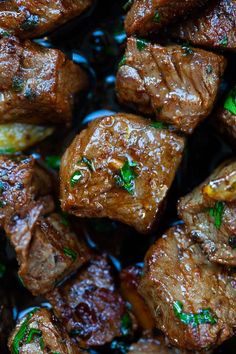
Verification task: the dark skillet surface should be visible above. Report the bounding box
[0,0,235,353]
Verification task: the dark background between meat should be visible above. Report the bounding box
[0,0,235,353]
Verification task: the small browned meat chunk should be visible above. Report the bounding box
[0,0,93,39]
[46,256,127,348]
[120,264,155,330]
[124,0,208,36]
[8,308,82,354]
[217,85,236,141]
[0,36,87,126]
[139,225,236,351]
[178,160,236,266]
[172,0,236,51]
[0,156,89,295]
[60,113,184,233]
[116,38,226,134]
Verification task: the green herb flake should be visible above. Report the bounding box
[0,147,16,155]
[153,10,161,23]
[0,263,6,278]
[45,155,61,170]
[151,121,169,129]
[182,43,193,56]
[63,247,77,262]
[24,87,36,101]
[120,312,132,336]
[21,14,39,31]
[224,85,236,115]
[136,38,149,51]
[79,156,95,172]
[118,55,126,68]
[25,328,42,344]
[219,35,228,47]
[173,301,217,327]
[208,201,225,229]
[114,159,138,195]
[0,181,4,194]
[70,170,83,187]
[12,77,24,92]
[123,0,134,12]
[60,212,70,227]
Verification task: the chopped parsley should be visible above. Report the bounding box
[70,170,83,187]
[219,35,228,47]
[182,43,193,56]
[0,263,6,278]
[79,156,95,172]
[118,55,126,68]
[60,212,70,227]
[153,10,161,23]
[45,155,61,170]
[120,312,132,336]
[123,0,134,11]
[208,201,225,229]
[136,38,149,51]
[173,301,217,327]
[21,14,39,31]
[63,247,77,262]
[151,121,169,129]
[25,328,42,344]
[24,87,36,101]
[12,77,24,92]
[224,85,236,115]
[0,147,16,154]
[114,159,138,195]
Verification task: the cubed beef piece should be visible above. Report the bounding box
[8,308,82,353]
[116,38,226,134]
[171,0,236,52]
[124,0,208,36]
[120,264,155,330]
[46,256,127,348]
[0,156,89,295]
[0,36,87,125]
[0,0,93,39]
[60,113,185,233]
[139,225,236,351]
[178,160,236,266]
[217,85,236,141]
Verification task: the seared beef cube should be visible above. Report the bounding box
[60,113,184,233]
[178,161,236,266]
[0,156,89,295]
[172,0,236,52]
[124,0,208,36]
[0,36,87,126]
[217,85,236,141]
[46,256,127,348]
[139,225,236,351]
[120,264,155,330]
[8,308,81,354]
[116,38,226,134]
[0,0,93,39]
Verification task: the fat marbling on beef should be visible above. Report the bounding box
[0,0,93,39]
[0,36,87,126]
[116,38,226,134]
[178,160,236,266]
[124,0,208,36]
[60,113,185,233]
[139,225,236,351]
[0,155,89,295]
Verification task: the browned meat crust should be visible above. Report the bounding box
[139,225,236,351]
[116,38,226,134]
[178,160,236,266]
[8,308,82,353]
[0,36,87,126]
[171,0,236,52]
[60,113,185,233]
[46,256,126,348]
[0,156,89,295]
[0,0,93,39]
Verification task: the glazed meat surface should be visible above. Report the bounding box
[46,256,126,348]
[0,36,87,126]
[8,308,81,354]
[0,156,89,295]
[116,38,226,134]
[178,160,236,266]
[60,113,185,233]
[139,225,236,350]
[124,0,208,36]
[172,0,236,51]
[0,0,93,39]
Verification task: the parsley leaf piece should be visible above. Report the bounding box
[63,247,77,262]
[25,328,42,344]
[208,201,225,229]
[114,159,138,195]
[120,312,132,336]
[173,301,217,327]
[136,38,149,51]
[45,155,61,170]
[151,121,169,129]
[153,10,161,23]
[224,85,236,115]
[12,77,24,92]
[70,170,83,187]
[79,156,95,172]
[219,35,228,47]
[118,55,126,68]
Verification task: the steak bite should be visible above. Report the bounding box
[217,85,236,141]
[0,36,87,126]
[0,0,93,39]
[8,308,81,354]
[46,256,127,348]
[116,38,226,134]
[172,0,236,52]
[139,225,236,351]
[0,155,89,295]
[178,160,236,266]
[60,113,185,233]
[124,0,208,36]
